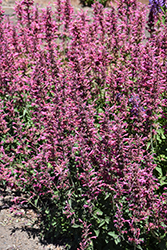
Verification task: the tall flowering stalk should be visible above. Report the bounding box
[148,0,167,35]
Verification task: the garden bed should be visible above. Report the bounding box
[0,0,166,249]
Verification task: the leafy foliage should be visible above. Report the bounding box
[80,0,108,7]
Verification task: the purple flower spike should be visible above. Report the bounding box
[149,0,166,13]
[148,0,166,34]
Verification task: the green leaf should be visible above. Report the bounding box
[162,16,166,25]
[155,166,163,177]
[51,221,57,226]
[98,108,104,113]
[45,209,50,214]
[72,224,81,228]
[147,142,151,150]
[34,197,39,207]
[94,229,100,237]
[108,231,121,245]
[23,108,27,116]
[104,193,110,200]
[99,220,106,228]
[94,209,103,216]
[105,238,109,244]
[159,128,166,139]
[105,216,110,224]
[160,180,167,186]
[136,245,143,250]
[108,231,118,239]
[115,236,121,245]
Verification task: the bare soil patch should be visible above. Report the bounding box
[0,188,65,250]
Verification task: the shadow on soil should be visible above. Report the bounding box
[0,186,72,249]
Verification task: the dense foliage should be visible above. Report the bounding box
[0,0,167,249]
[80,0,108,7]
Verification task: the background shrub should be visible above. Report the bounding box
[80,0,108,7]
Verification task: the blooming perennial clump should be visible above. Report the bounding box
[0,0,166,249]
